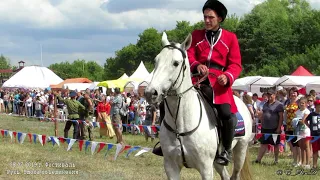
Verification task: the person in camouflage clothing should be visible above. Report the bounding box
[79,91,94,140]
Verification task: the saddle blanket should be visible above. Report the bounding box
[234,112,245,137]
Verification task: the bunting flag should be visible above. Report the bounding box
[33,134,37,144]
[126,146,141,158]
[294,136,303,143]
[67,139,77,151]
[311,136,320,143]
[105,144,114,157]
[151,126,158,133]
[91,142,98,155]
[85,141,91,152]
[96,121,100,128]
[135,148,152,157]
[134,125,141,134]
[58,137,65,144]
[272,134,278,144]
[78,140,84,151]
[114,143,123,160]
[4,130,8,137]
[13,131,17,140]
[264,134,271,140]
[28,133,32,143]
[17,132,22,143]
[20,133,27,144]
[52,137,60,146]
[42,135,47,146]
[50,137,56,146]
[97,143,106,153]
[286,135,295,142]
[100,122,106,129]
[1,130,5,137]
[8,131,13,141]
[255,133,263,140]
[119,145,132,155]
[38,135,44,145]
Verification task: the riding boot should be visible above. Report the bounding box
[215,114,237,166]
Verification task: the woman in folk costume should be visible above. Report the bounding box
[97,95,115,138]
[153,0,242,166]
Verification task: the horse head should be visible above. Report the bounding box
[145,32,192,104]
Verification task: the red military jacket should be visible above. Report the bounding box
[187,28,242,113]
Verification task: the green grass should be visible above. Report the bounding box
[0,114,319,180]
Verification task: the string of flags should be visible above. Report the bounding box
[1,113,161,135]
[254,133,320,145]
[0,129,152,160]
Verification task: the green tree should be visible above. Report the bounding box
[0,55,11,69]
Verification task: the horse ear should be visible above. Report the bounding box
[161,32,170,47]
[181,33,192,50]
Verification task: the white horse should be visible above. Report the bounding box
[145,32,253,180]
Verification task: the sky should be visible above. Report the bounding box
[0,0,319,67]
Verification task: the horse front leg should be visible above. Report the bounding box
[197,159,214,180]
[164,157,182,180]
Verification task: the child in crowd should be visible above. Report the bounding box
[292,97,311,169]
[306,99,320,169]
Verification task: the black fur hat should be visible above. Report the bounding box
[202,0,228,22]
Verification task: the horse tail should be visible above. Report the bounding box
[240,149,253,180]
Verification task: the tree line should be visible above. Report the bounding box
[1,0,319,81]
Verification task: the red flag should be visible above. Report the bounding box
[306,136,313,141]
[79,140,84,151]
[97,143,106,153]
[255,133,263,140]
[119,145,132,155]
[78,120,82,124]
[100,122,106,128]
[1,130,4,137]
[58,137,65,143]
[280,134,286,141]
[151,126,157,133]
[139,125,144,132]
[42,135,46,145]
[28,133,32,143]
[13,131,17,138]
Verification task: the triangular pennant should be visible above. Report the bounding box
[67,139,77,151]
[17,132,22,143]
[50,137,56,146]
[4,130,8,137]
[294,136,303,143]
[58,137,65,144]
[280,134,286,141]
[119,145,132,155]
[151,126,157,133]
[123,124,128,128]
[91,142,98,155]
[272,134,278,144]
[134,148,152,156]
[114,143,123,160]
[52,137,60,146]
[8,131,13,141]
[96,122,100,128]
[156,125,161,130]
[38,135,44,146]
[13,131,17,140]
[286,135,295,142]
[134,125,141,134]
[42,135,46,146]
[92,122,97,128]
[306,136,313,141]
[28,133,32,143]
[1,130,4,137]
[105,144,114,157]
[33,134,37,144]
[126,146,141,158]
[311,136,320,144]
[138,125,144,132]
[255,133,263,140]
[66,138,71,144]
[79,140,84,151]
[264,134,271,140]
[97,143,106,153]
[20,133,27,144]
[85,141,91,152]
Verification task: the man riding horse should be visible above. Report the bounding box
[153,0,242,166]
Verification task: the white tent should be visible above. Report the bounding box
[274,75,320,87]
[88,82,100,90]
[306,81,320,93]
[139,69,154,87]
[232,76,261,91]
[129,61,150,80]
[118,73,129,80]
[63,83,92,91]
[2,66,63,89]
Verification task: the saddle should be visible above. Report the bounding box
[195,84,219,128]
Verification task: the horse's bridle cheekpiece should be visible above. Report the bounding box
[160,44,203,168]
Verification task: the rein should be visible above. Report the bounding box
[160,44,215,168]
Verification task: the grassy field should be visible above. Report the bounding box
[0,114,319,180]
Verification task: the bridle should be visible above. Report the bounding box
[159,44,207,168]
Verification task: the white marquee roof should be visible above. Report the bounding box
[2,66,63,89]
[129,61,150,80]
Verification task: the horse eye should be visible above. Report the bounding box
[173,61,179,67]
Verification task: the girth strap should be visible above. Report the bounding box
[162,93,203,168]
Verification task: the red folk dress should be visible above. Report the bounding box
[187,29,242,113]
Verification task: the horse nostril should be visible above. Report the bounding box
[153,90,158,96]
